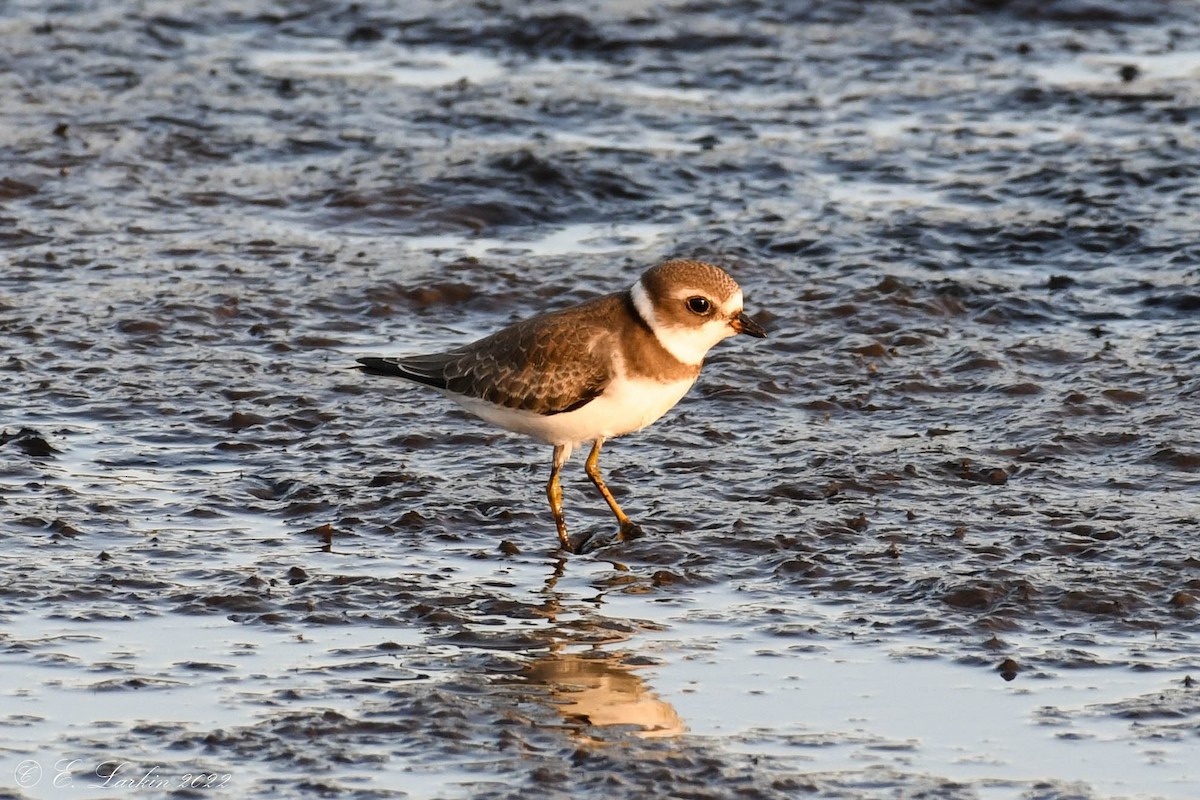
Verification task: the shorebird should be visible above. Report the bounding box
[357,258,766,552]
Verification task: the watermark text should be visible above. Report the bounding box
[12,759,230,791]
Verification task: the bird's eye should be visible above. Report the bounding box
[686,296,711,315]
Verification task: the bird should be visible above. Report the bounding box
[356,258,766,553]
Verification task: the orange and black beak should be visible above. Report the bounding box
[731,311,767,338]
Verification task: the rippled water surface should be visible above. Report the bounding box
[2,0,1199,797]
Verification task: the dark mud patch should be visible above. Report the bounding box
[0,428,60,459]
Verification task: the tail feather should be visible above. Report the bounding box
[356,356,448,390]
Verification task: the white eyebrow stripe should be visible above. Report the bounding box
[720,288,744,316]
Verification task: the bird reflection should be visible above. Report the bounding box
[520,558,684,739]
[522,648,685,738]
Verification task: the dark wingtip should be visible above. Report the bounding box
[355,357,402,376]
[355,356,450,390]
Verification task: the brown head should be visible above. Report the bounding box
[629,259,766,366]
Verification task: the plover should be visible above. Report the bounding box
[357,258,766,553]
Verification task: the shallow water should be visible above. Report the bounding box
[2,0,1199,797]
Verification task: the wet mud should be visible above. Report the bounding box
[2,0,1199,798]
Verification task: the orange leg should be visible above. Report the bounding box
[584,438,641,540]
[547,445,572,552]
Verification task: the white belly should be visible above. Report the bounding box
[451,375,697,447]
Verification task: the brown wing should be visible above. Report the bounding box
[361,294,620,416]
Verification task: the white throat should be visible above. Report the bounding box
[630,278,738,367]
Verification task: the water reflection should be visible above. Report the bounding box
[401,221,673,259]
[509,559,685,739]
[522,648,685,739]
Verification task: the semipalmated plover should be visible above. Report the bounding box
[357,258,766,553]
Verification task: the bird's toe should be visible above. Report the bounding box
[617,521,645,542]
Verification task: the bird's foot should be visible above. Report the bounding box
[559,523,642,555]
[564,529,598,555]
[617,521,645,542]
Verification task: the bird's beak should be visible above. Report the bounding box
[731,311,767,338]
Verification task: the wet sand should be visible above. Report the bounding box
[2,0,1199,797]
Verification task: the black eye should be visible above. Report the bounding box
[686,296,711,315]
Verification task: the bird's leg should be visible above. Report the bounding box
[547,444,572,552]
[584,438,642,541]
